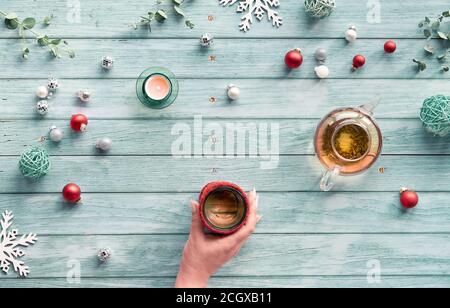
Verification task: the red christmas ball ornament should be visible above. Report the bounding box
[384,40,397,53]
[284,48,303,69]
[62,183,81,203]
[70,114,88,132]
[352,54,366,69]
[400,187,419,209]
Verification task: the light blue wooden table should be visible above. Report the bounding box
[1,0,450,288]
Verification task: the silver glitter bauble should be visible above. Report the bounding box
[49,126,63,142]
[76,90,91,103]
[36,100,49,115]
[47,77,59,91]
[101,56,114,69]
[200,33,214,47]
[98,248,111,262]
[96,137,112,151]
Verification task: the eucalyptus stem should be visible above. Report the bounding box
[0,10,74,59]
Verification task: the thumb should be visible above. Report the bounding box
[189,200,203,236]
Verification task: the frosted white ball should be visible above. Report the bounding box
[314,65,330,79]
[227,85,240,100]
[36,100,49,115]
[96,137,112,151]
[36,86,49,99]
[345,28,358,42]
[49,126,63,142]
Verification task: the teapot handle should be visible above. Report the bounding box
[320,166,341,191]
[360,96,381,115]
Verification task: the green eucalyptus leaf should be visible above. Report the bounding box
[413,59,427,71]
[424,29,432,38]
[173,0,184,5]
[37,35,50,46]
[50,38,61,45]
[174,5,185,16]
[22,47,29,59]
[43,15,53,25]
[443,11,450,17]
[424,44,434,54]
[22,17,36,29]
[443,66,449,72]
[4,14,19,29]
[67,50,76,59]
[185,20,195,29]
[154,10,167,23]
[437,31,448,40]
[50,46,59,57]
[431,20,440,31]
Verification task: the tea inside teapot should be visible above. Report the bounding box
[314,107,382,175]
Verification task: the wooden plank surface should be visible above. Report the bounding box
[0,155,449,193]
[1,234,450,278]
[1,192,450,234]
[1,0,449,288]
[0,0,446,39]
[1,276,449,288]
[0,39,448,79]
[1,119,449,155]
[0,79,445,119]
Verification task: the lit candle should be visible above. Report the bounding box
[144,74,172,101]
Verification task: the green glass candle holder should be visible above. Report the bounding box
[136,67,179,109]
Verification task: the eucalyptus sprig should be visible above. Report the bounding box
[416,10,450,71]
[0,10,75,59]
[132,0,194,32]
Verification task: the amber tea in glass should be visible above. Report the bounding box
[314,103,382,191]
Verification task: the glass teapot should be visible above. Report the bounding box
[314,101,382,191]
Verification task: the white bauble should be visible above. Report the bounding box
[36,86,49,99]
[49,126,63,142]
[227,84,240,100]
[345,26,358,42]
[96,137,112,151]
[314,65,330,79]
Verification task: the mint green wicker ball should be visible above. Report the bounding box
[419,95,450,137]
[304,0,335,18]
[19,147,50,180]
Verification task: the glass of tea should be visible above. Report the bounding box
[314,102,382,191]
[199,181,249,235]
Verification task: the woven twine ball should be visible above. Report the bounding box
[304,0,336,18]
[419,95,450,137]
[19,147,50,180]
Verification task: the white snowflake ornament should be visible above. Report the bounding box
[219,0,283,32]
[0,210,38,277]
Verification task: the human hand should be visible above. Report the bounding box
[175,189,261,288]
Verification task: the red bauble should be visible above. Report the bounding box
[284,48,303,69]
[70,114,88,132]
[352,55,366,69]
[400,188,419,209]
[62,183,81,203]
[384,40,397,53]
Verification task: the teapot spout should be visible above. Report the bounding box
[360,96,381,115]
